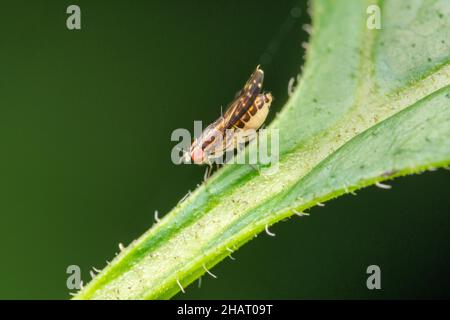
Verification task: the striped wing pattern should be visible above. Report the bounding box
[222,66,264,130]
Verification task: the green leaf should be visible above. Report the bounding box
[74,0,450,299]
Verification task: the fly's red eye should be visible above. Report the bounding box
[191,148,205,164]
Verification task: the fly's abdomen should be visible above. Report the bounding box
[234,92,273,130]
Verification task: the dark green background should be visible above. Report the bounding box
[0,1,448,299]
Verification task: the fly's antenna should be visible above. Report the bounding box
[220,105,227,128]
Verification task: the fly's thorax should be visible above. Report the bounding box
[189,122,227,164]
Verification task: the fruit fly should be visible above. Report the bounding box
[184,65,273,172]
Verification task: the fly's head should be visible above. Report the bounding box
[188,122,224,165]
[189,140,206,165]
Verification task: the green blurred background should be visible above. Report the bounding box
[0,0,448,299]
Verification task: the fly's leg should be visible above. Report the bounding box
[203,158,214,182]
[249,163,261,174]
[203,165,210,182]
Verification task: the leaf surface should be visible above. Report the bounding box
[75,0,450,299]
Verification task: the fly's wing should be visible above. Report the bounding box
[222,66,264,130]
